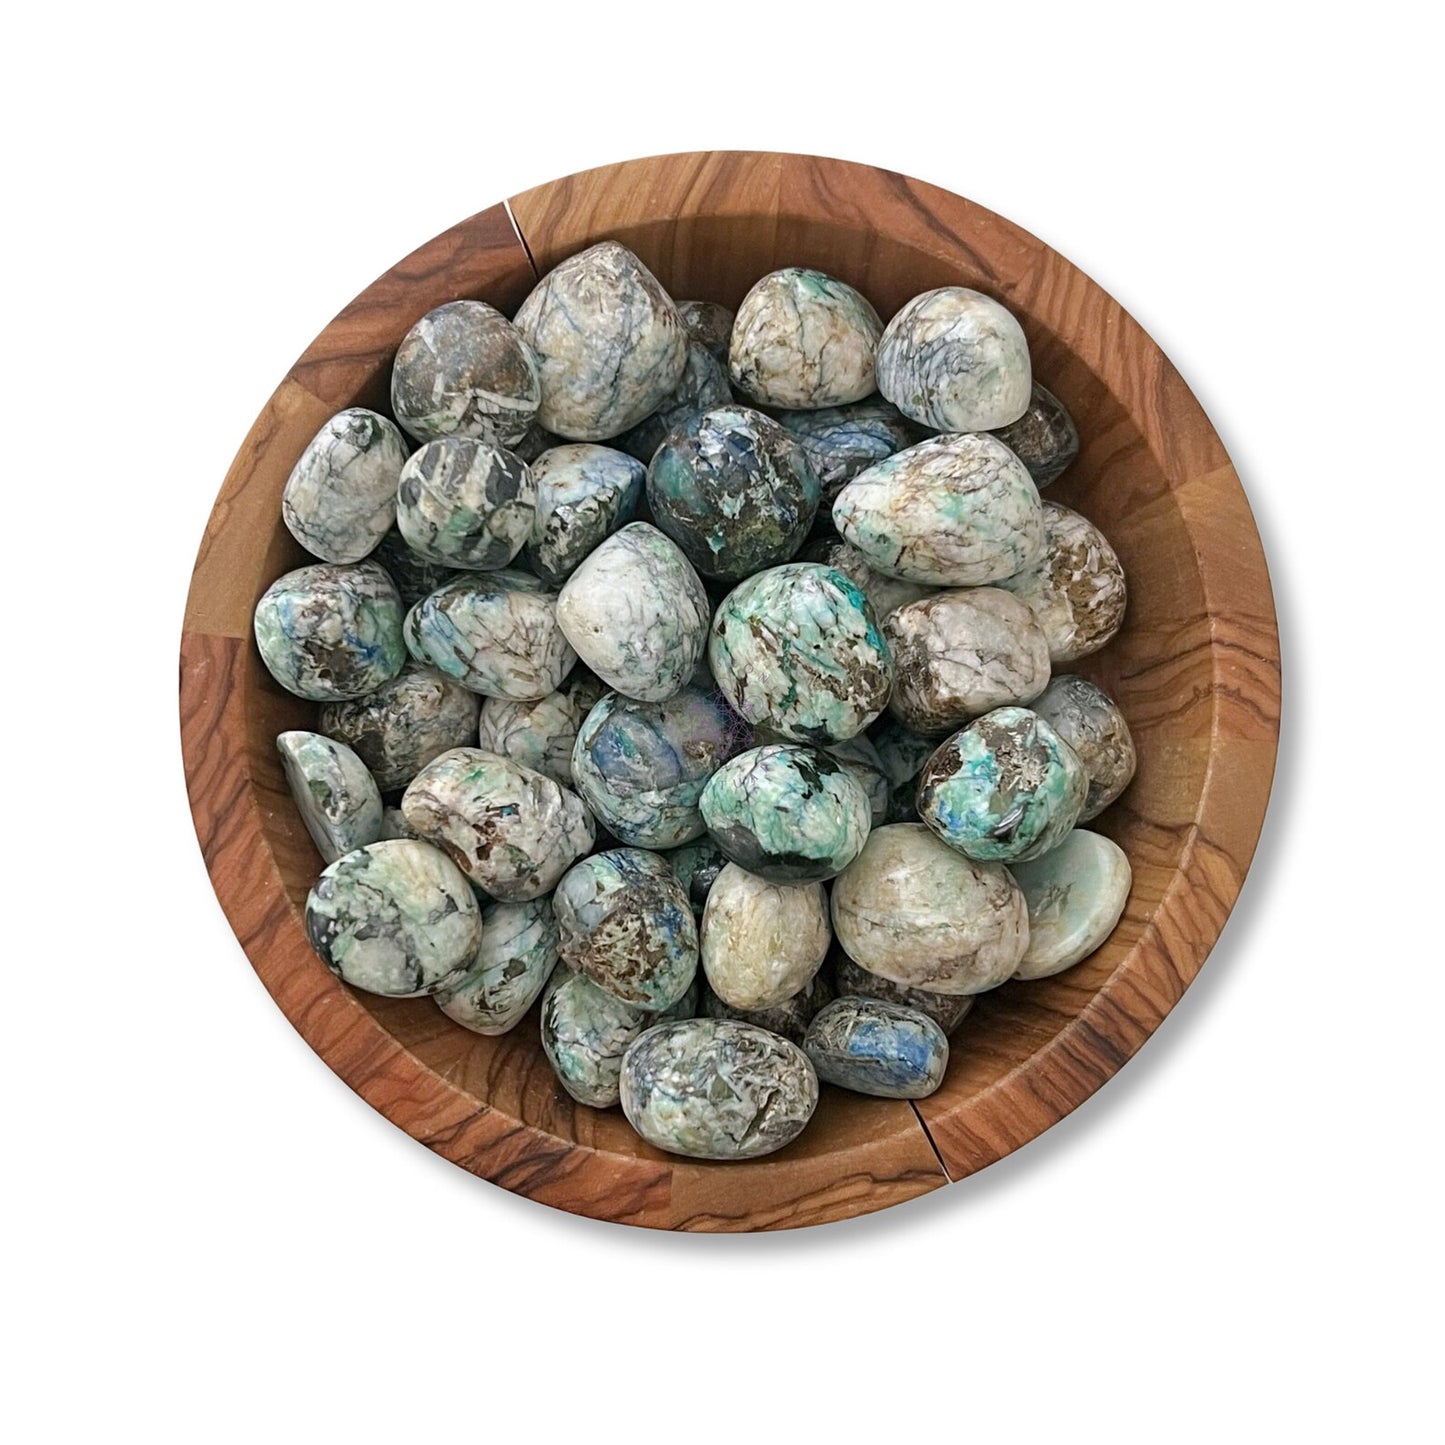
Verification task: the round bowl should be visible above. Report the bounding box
[180,151,1280,1231]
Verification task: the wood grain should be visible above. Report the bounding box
[180,151,1280,1227]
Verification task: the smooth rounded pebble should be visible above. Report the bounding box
[395,437,535,571]
[617,340,732,465]
[700,969,834,1046]
[729,267,882,409]
[833,433,1043,586]
[389,299,540,446]
[476,674,596,787]
[553,848,698,1012]
[647,405,820,582]
[318,661,480,792]
[1009,829,1132,979]
[677,299,735,363]
[434,897,560,1035]
[917,706,1087,863]
[831,823,1028,994]
[305,839,481,997]
[989,382,1080,487]
[401,747,594,901]
[282,408,408,563]
[798,536,935,619]
[371,527,461,608]
[876,286,1031,431]
[556,523,710,702]
[524,443,644,584]
[997,501,1127,663]
[276,730,383,864]
[804,997,949,1099]
[620,1019,819,1160]
[831,951,974,1035]
[701,863,830,1011]
[700,744,871,883]
[513,241,688,440]
[709,562,893,743]
[667,838,729,917]
[253,560,405,702]
[779,398,917,510]
[1032,674,1137,820]
[885,587,1051,735]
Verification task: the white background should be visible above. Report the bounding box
[3,3,1440,1441]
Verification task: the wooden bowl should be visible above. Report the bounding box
[180,151,1280,1230]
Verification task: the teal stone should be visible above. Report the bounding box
[647,405,820,582]
[276,731,383,864]
[620,1019,819,1160]
[553,848,698,1012]
[1009,829,1132,980]
[916,706,1087,863]
[372,528,461,609]
[524,443,645,585]
[700,969,834,1047]
[803,997,948,1099]
[1032,674,1137,821]
[709,562,893,743]
[700,743,871,883]
[667,838,728,916]
[570,686,747,849]
[778,397,916,510]
[395,437,535,571]
[676,299,734,363]
[435,897,560,1035]
[616,340,732,465]
[989,382,1080,487]
[305,839,482,997]
[831,950,974,1035]
[253,560,405,702]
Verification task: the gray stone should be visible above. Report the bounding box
[395,437,535,571]
[434,897,560,1035]
[1031,674,1137,821]
[989,382,1079,487]
[804,997,949,1099]
[524,444,644,585]
[276,730,383,863]
[831,951,974,1035]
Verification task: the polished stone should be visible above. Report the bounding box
[667,838,729,917]
[989,382,1080,487]
[276,730,383,864]
[803,997,948,1099]
[676,299,734,363]
[523,443,645,584]
[435,896,560,1035]
[700,968,834,1047]
[798,536,934,619]
[475,671,600,787]
[616,340,732,465]
[831,951,974,1035]
[1009,829,1132,979]
[778,398,916,511]
[395,437,535,571]
[1031,674,1137,821]
[700,863,830,1011]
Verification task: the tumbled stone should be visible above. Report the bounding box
[831,951,974,1035]
[990,382,1079,487]
[254,560,406,702]
[319,661,480,792]
[1032,674,1137,820]
[700,969,834,1047]
[514,241,687,440]
[305,839,481,997]
[394,437,534,571]
[401,747,594,901]
[616,340,732,465]
[798,536,934,618]
[390,299,540,447]
[709,562,892,743]
[556,523,710,702]
[667,838,728,916]
[778,397,916,510]
[620,1019,818,1160]
[553,848,698,1012]
[876,286,1031,431]
[523,444,644,585]
[997,501,1127,663]
[729,267,882,408]
[276,730,383,863]
[371,528,460,609]
[282,408,408,563]
[804,997,949,1099]
[831,823,1028,994]
[834,433,1043,586]
[379,806,418,841]
[676,299,734,363]
[823,733,891,827]
[1010,829,1132,980]
[869,716,937,819]
[434,896,560,1036]
[701,863,829,1011]
[917,706,1087,863]
[404,569,575,701]
[647,405,819,582]
[885,588,1051,735]
[476,672,599,787]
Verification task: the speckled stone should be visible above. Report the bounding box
[798,537,935,618]
[831,823,1028,994]
[700,968,834,1047]
[700,863,830,1011]
[709,563,893,743]
[1032,674,1137,821]
[390,299,541,447]
[997,501,1127,664]
[513,241,688,440]
[379,806,418,841]
[833,433,1043,586]
[778,398,916,510]
[620,1019,819,1160]
[667,838,728,916]
[253,560,406,702]
[729,267,882,409]
[876,286,1031,431]
[647,405,820,582]
[570,686,746,849]
[404,569,575,700]
[885,587,1052,736]
[1011,829,1132,980]
[395,437,535,571]
[677,299,735,363]
[804,997,948,1099]
[305,839,482,997]
[823,734,891,827]
[917,706,1087,863]
[831,951,974,1035]
[523,444,645,585]
[556,523,710,702]
[318,661,481,792]
[371,528,460,609]
[276,731,383,863]
[990,382,1080,487]
[400,747,594,901]
[700,744,871,883]
[475,671,600,787]
[553,848,698,1012]
[434,897,560,1035]
[616,341,732,465]
[282,408,408,563]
